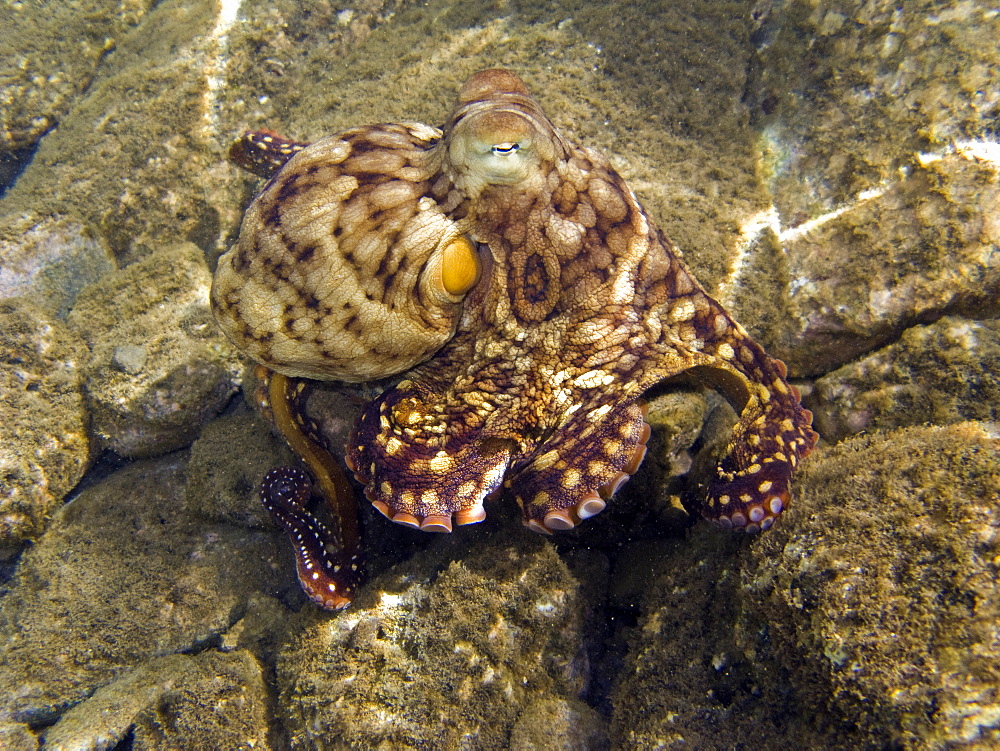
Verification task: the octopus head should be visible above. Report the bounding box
[445,70,558,197]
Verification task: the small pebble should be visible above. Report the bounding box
[112,344,148,374]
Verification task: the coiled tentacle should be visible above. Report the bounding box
[257,367,364,609]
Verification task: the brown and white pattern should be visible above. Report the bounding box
[212,70,818,605]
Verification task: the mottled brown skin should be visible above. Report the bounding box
[214,70,817,555]
[213,121,475,383]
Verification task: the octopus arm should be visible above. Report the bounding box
[228,130,310,179]
[260,466,361,609]
[507,400,650,534]
[684,336,818,531]
[346,382,513,533]
[256,368,365,608]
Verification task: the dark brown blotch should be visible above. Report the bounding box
[522,253,550,304]
[274,174,303,204]
[296,244,317,264]
[233,248,251,273]
[267,258,291,281]
[263,201,282,228]
[343,313,361,334]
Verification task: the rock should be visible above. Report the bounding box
[611,420,1000,749]
[0,0,246,262]
[751,0,1000,221]
[0,723,37,751]
[740,422,1000,749]
[218,593,292,654]
[0,298,90,553]
[66,242,240,458]
[111,344,149,374]
[42,651,271,750]
[274,534,597,748]
[0,0,153,152]
[183,408,294,528]
[811,317,1000,442]
[0,215,115,317]
[746,1,1000,375]
[609,527,859,750]
[510,697,608,751]
[643,390,708,481]
[0,454,286,728]
[776,152,1000,375]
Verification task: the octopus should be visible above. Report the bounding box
[211,70,818,610]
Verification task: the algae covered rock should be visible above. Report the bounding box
[509,697,608,751]
[66,242,240,458]
[812,317,1000,441]
[0,723,37,751]
[740,422,1000,749]
[0,0,153,152]
[752,0,1000,220]
[0,215,115,317]
[612,422,1000,750]
[0,0,246,262]
[0,298,91,552]
[748,0,1000,375]
[42,651,270,750]
[0,454,285,728]
[274,535,603,748]
[183,407,295,528]
[608,528,858,750]
[775,152,1000,375]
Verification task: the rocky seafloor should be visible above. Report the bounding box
[1,0,998,749]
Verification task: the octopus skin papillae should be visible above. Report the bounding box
[211,70,818,610]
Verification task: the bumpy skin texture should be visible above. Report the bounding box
[214,70,817,554]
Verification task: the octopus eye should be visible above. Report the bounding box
[440,236,480,296]
[491,142,519,155]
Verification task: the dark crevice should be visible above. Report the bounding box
[60,450,133,507]
[0,548,23,591]
[0,141,39,198]
[109,726,136,750]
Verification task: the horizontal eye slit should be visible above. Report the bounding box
[491,142,519,155]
